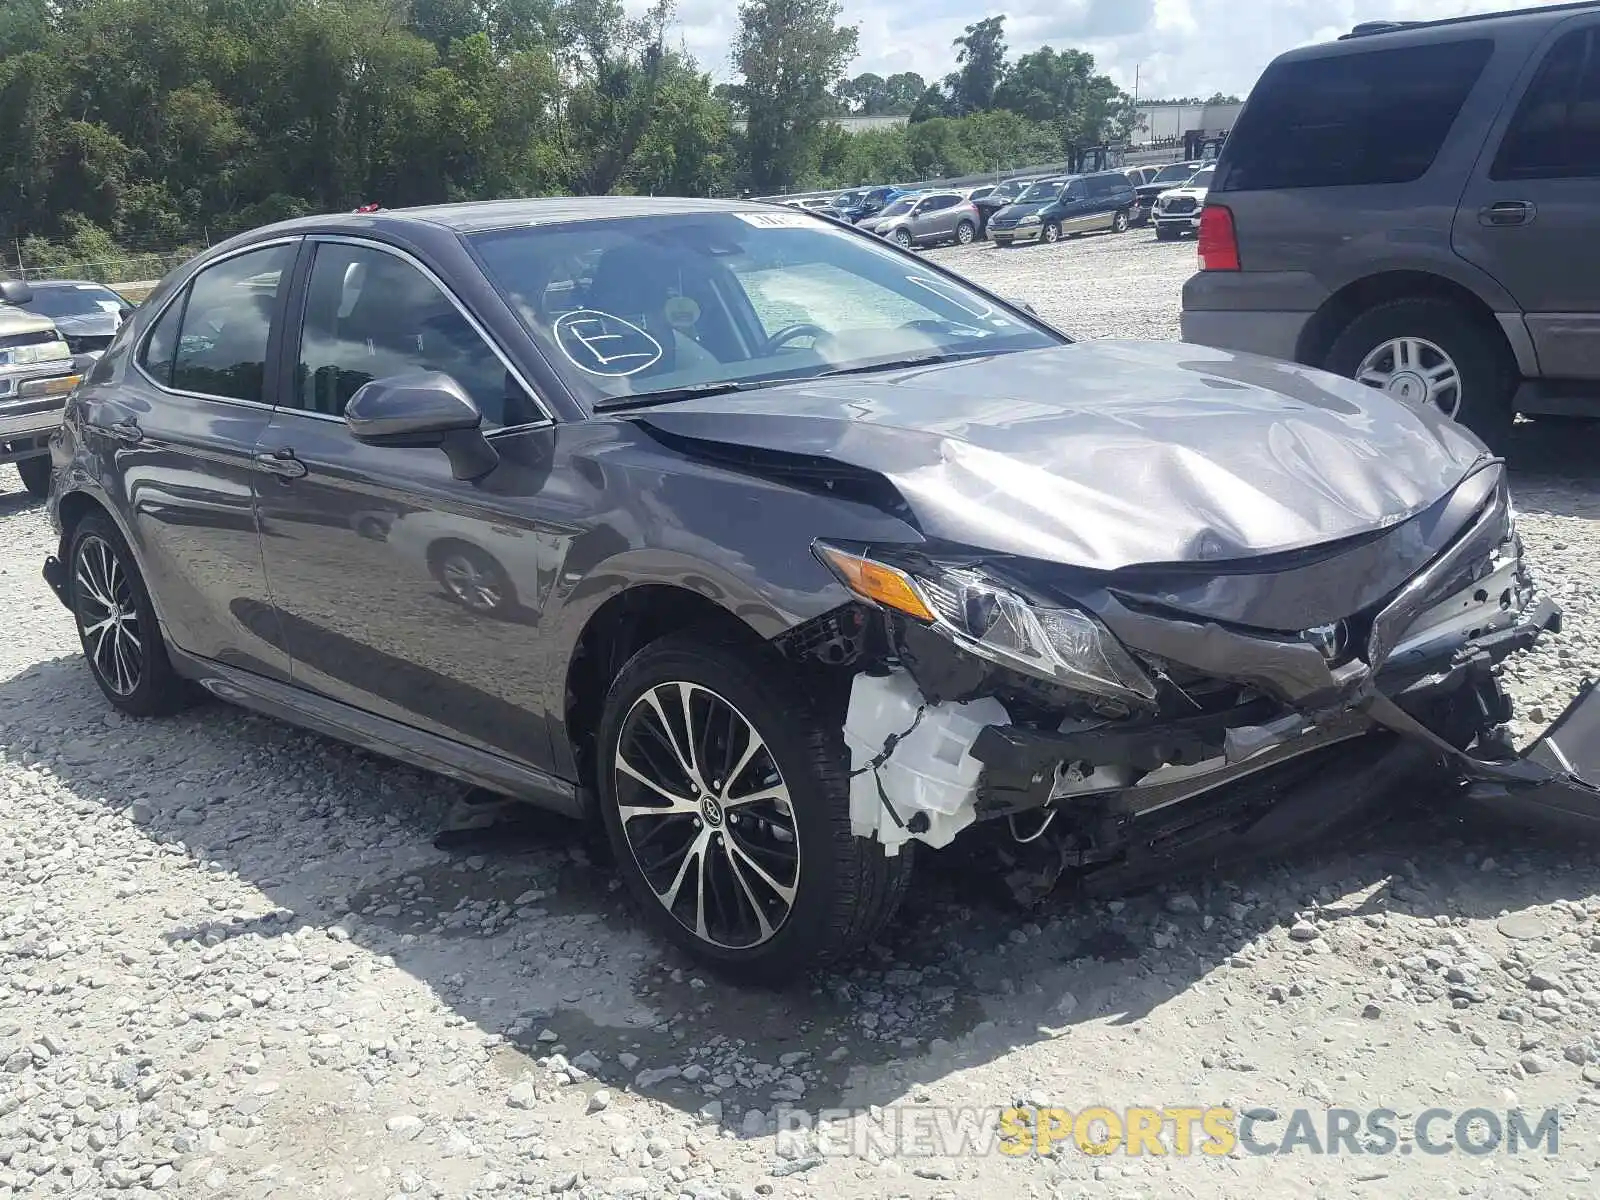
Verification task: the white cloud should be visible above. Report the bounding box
[651,0,1575,97]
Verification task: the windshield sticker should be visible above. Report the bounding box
[553,310,663,377]
[905,275,994,319]
[734,210,817,229]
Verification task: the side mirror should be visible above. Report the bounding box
[0,279,33,306]
[345,371,499,482]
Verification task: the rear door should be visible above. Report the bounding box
[1452,18,1600,381]
[252,235,564,767]
[108,241,300,680]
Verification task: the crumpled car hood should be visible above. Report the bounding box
[633,341,1490,571]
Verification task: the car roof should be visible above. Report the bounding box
[242,195,793,238]
[1288,0,1596,59]
[29,279,112,289]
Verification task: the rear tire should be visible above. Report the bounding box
[1324,297,1516,451]
[15,455,49,498]
[596,633,913,982]
[68,512,194,718]
[1111,209,1130,233]
[954,219,975,245]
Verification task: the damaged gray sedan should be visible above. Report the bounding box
[41,197,1600,982]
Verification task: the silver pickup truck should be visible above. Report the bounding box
[1,280,83,497]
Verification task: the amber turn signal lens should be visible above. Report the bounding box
[815,545,935,623]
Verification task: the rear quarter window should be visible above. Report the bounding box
[1216,38,1494,191]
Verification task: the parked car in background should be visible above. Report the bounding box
[0,280,82,497]
[831,185,907,224]
[1182,3,1600,450]
[1132,161,1204,225]
[20,280,135,364]
[857,191,981,248]
[1124,166,1160,187]
[1152,166,1215,240]
[971,178,1033,237]
[987,171,1136,246]
[781,197,834,211]
[40,196,1600,980]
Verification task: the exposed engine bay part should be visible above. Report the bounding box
[842,669,1006,855]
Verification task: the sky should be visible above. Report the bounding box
[649,0,1573,100]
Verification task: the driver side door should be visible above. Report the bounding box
[252,236,564,768]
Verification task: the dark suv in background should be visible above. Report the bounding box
[1182,1,1600,448]
[986,171,1136,246]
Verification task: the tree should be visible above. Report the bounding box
[732,0,858,193]
[882,72,925,115]
[994,45,1136,153]
[1205,92,1241,105]
[908,82,949,124]
[948,15,1005,116]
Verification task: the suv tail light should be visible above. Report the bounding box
[1198,204,1239,271]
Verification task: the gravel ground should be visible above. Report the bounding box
[2,228,1600,1200]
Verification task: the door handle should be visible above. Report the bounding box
[253,448,307,479]
[108,420,142,445]
[1479,200,1536,227]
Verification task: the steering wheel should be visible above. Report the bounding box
[764,323,831,354]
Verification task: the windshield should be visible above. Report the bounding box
[1018,181,1062,202]
[876,198,916,219]
[24,284,128,319]
[1188,168,1216,188]
[1153,163,1198,184]
[470,211,1060,409]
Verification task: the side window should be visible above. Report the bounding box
[139,294,185,387]
[1084,176,1109,197]
[293,242,532,427]
[169,245,293,403]
[1065,181,1088,200]
[1218,38,1493,191]
[924,196,956,212]
[1492,28,1599,180]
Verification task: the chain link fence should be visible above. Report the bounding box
[2,235,210,289]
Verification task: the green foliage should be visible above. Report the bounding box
[733,0,859,194]
[0,0,730,258]
[1,0,1145,274]
[948,16,1006,117]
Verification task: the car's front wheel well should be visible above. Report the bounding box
[1297,271,1511,371]
[564,586,768,791]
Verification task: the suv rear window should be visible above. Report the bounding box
[1217,39,1493,191]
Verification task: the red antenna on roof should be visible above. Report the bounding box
[353,202,381,213]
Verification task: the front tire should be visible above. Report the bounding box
[1324,297,1516,451]
[15,455,50,498]
[892,228,913,249]
[68,513,193,717]
[1041,222,1061,244]
[596,634,912,981]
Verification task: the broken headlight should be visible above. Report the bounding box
[815,544,1156,704]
